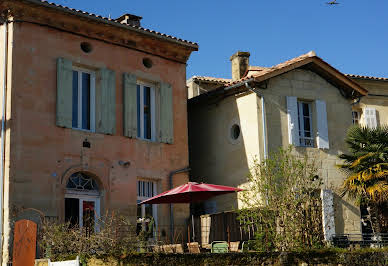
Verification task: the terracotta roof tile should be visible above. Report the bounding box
[22,0,198,48]
[226,51,316,86]
[190,76,232,83]
[345,74,388,81]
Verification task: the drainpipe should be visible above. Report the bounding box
[244,82,268,160]
[0,21,8,256]
[168,167,190,242]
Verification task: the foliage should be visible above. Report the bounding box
[83,249,388,266]
[338,126,388,233]
[39,212,138,260]
[338,125,388,204]
[238,146,324,251]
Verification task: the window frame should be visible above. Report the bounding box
[137,180,158,238]
[72,66,96,132]
[352,110,360,125]
[136,81,156,141]
[297,101,314,147]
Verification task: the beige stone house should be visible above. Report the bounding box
[0,0,197,262]
[187,51,388,239]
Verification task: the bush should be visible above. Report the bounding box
[39,212,139,261]
[238,146,324,251]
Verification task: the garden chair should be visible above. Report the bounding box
[163,244,174,253]
[152,245,163,253]
[211,241,228,253]
[229,241,240,252]
[172,244,184,253]
[187,242,201,253]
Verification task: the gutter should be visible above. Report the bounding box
[0,21,8,256]
[168,167,190,242]
[368,93,388,98]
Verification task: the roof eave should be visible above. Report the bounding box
[20,0,198,50]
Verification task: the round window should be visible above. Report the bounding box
[230,124,241,140]
[80,42,93,53]
[142,58,153,68]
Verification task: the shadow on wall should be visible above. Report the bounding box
[334,193,360,234]
[187,94,250,215]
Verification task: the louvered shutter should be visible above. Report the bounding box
[286,96,299,146]
[95,68,116,135]
[56,58,73,128]
[364,107,377,128]
[316,100,329,149]
[160,82,173,144]
[123,73,137,138]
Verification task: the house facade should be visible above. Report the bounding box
[0,0,197,262]
[187,51,385,239]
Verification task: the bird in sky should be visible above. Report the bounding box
[326,0,340,5]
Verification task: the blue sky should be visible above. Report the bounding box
[52,0,388,79]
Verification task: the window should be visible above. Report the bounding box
[72,68,95,131]
[65,172,100,233]
[136,83,155,140]
[137,180,157,237]
[352,111,360,125]
[298,101,313,147]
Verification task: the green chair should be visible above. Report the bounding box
[211,241,229,253]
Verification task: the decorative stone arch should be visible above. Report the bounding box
[60,165,110,192]
[58,165,110,225]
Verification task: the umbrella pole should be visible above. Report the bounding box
[192,214,195,242]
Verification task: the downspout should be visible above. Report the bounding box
[0,21,8,255]
[168,167,190,242]
[244,82,268,160]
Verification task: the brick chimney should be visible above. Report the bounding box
[116,13,142,27]
[230,51,250,81]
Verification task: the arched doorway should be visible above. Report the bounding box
[65,172,101,232]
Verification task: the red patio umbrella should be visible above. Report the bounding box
[139,182,243,242]
[139,182,243,205]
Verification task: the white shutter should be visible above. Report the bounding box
[364,107,377,128]
[286,96,299,146]
[316,100,329,149]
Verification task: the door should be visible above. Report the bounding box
[65,194,100,232]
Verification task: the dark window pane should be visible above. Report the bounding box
[142,181,145,197]
[72,71,78,128]
[144,87,151,139]
[145,204,153,218]
[81,73,90,130]
[304,117,311,131]
[65,198,79,227]
[137,85,141,137]
[303,103,309,116]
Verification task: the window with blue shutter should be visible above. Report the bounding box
[57,58,116,134]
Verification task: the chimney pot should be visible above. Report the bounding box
[230,51,250,81]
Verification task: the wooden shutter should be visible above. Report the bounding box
[123,73,137,138]
[56,58,73,128]
[364,107,377,128]
[160,82,173,144]
[316,100,329,149]
[286,96,299,146]
[95,68,116,135]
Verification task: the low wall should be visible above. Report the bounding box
[35,250,388,266]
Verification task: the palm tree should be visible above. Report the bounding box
[338,126,388,233]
